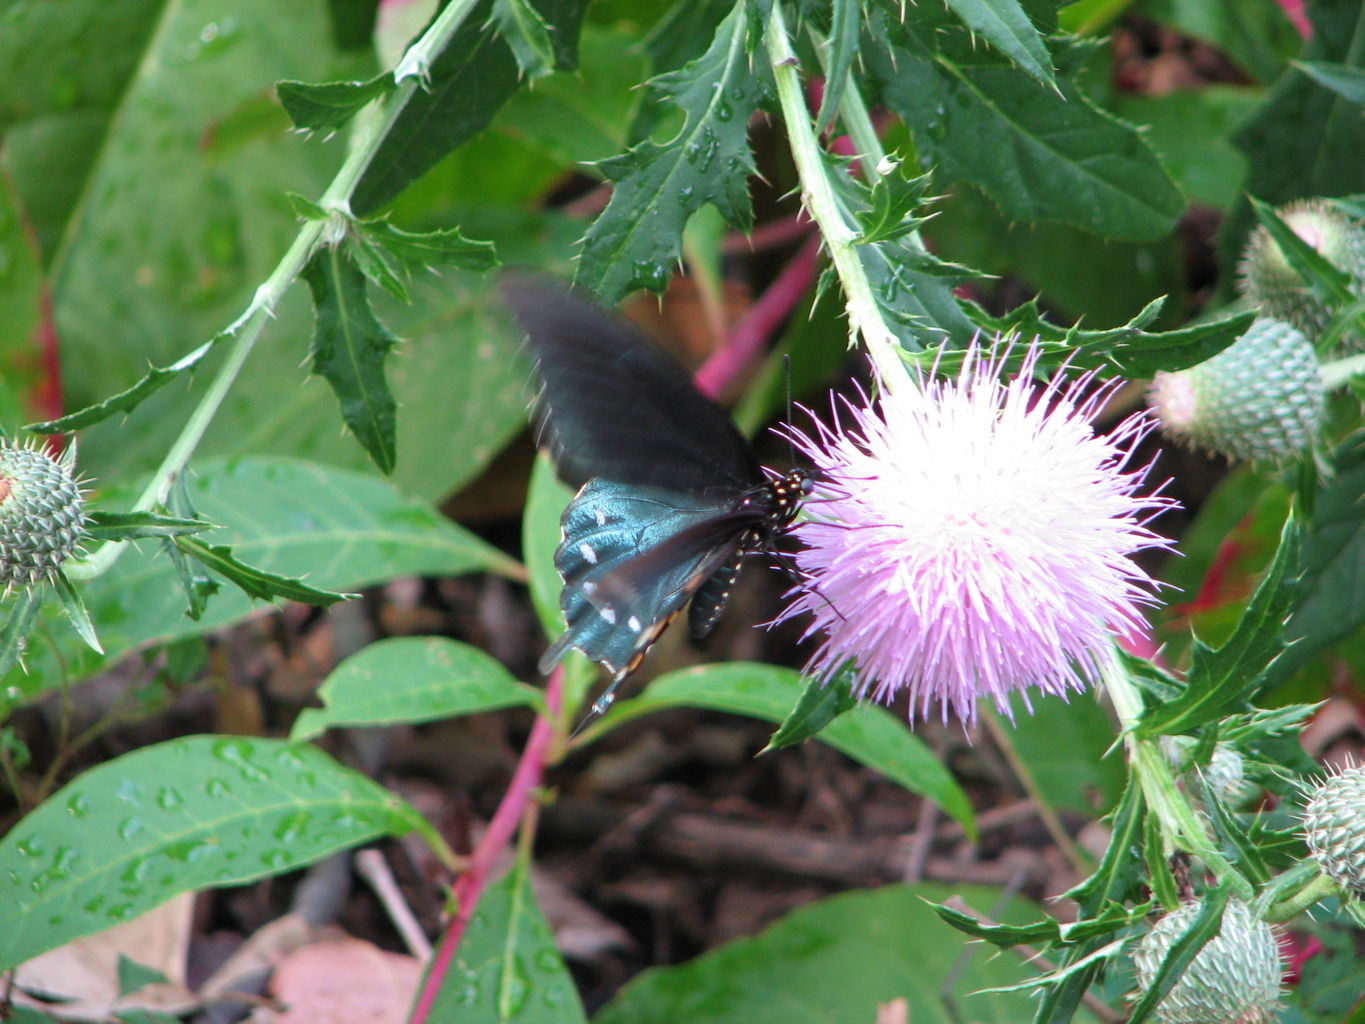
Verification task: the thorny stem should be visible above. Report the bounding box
[764,4,907,389]
[409,668,563,1024]
[64,0,483,582]
[1100,656,1253,900]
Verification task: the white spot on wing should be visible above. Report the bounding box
[628,615,642,632]
[578,542,597,565]
[594,508,608,526]
[600,607,617,624]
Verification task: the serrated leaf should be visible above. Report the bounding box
[26,335,223,435]
[84,511,213,542]
[814,0,862,130]
[3,457,519,716]
[602,662,974,834]
[489,0,558,79]
[173,535,354,607]
[933,898,1143,949]
[353,0,588,214]
[291,637,542,741]
[276,74,392,131]
[52,571,102,654]
[1138,516,1300,737]
[1249,195,1357,306]
[942,0,1053,84]
[762,669,857,752]
[421,854,586,1022]
[301,245,400,475]
[1126,887,1229,1024]
[854,159,933,245]
[0,736,424,972]
[575,0,762,302]
[0,587,45,679]
[356,218,497,273]
[874,16,1182,241]
[1296,60,1365,106]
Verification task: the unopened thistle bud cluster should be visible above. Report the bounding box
[1147,317,1323,463]
[0,441,85,589]
[1302,763,1365,897]
[1239,198,1365,347]
[1132,899,1281,1024]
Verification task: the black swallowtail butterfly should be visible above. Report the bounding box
[502,274,808,717]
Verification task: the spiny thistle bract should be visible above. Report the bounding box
[1147,317,1323,464]
[1238,198,1365,347]
[0,441,86,589]
[1303,762,1365,897]
[1162,737,1256,806]
[1132,899,1282,1024]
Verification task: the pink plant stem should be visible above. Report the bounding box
[408,669,564,1023]
[694,234,823,400]
[1276,0,1311,38]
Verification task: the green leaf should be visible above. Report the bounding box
[353,0,588,214]
[873,15,1183,241]
[575,0,762,302]
[1126,888,1230,1024]
[1297,60,1365,105]
[84,511,213,542]
[604,663,974,833]
[52,570,102,654]
[291,637,542,741]
[1234,2,1365,203]
[524,454,573,643]
[0,588,45,680]
[592,884,1080,1024]
[0,736,424,971]
[356,219,498,273]
[998,691,1127,815]
[814,0,862,130]
[3,457,520,715]
[1139,516,1300,737]
[276,74,393,131]
[489,0,558,79]
[26,336,224,435]
[301,245,400,475]
[933,898,1144,949]
[117,953,169,997]
[853,158,933,245]
[420,853,587,1022]
[761,669,857,752]
[173,536,354,607]
[941,0,1053,84]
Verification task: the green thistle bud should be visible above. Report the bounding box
[1148,317,1323,463]
[0,442,85,589]
[1238,198,1365,347]
[1303,763,1365,896]
[1132,899,1282,1024]
[1162,738,1256,806]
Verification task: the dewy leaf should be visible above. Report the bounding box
[301,245,400,475]
[291,637,542,741]
[1139,516,1300,737]
[173,536,355,607]
[489,0,558,79]
[575,0,762,303]
[422,854,587,1022]
[0,736,424,972]
[353,0,588,214]
[872,13,1183,241]
[26,335,224,435]
[276,75,394,132]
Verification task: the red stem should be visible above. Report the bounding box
[694,235,823,400]
[408,669,563,1022]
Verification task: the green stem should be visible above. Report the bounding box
[1100,656,1252,899]
[764,4,907,389]
[64,0,482,581]
[1320,351,1365,391]
[1262,868,1338,923]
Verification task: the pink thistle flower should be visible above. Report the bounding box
[777,343,1173,725]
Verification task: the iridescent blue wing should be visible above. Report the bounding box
[539,480,768,693]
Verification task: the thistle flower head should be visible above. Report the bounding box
[1132,899,1282,1024]
[1302,761,1365,897]
[777,343,1172,725]
[0,440,85,589]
